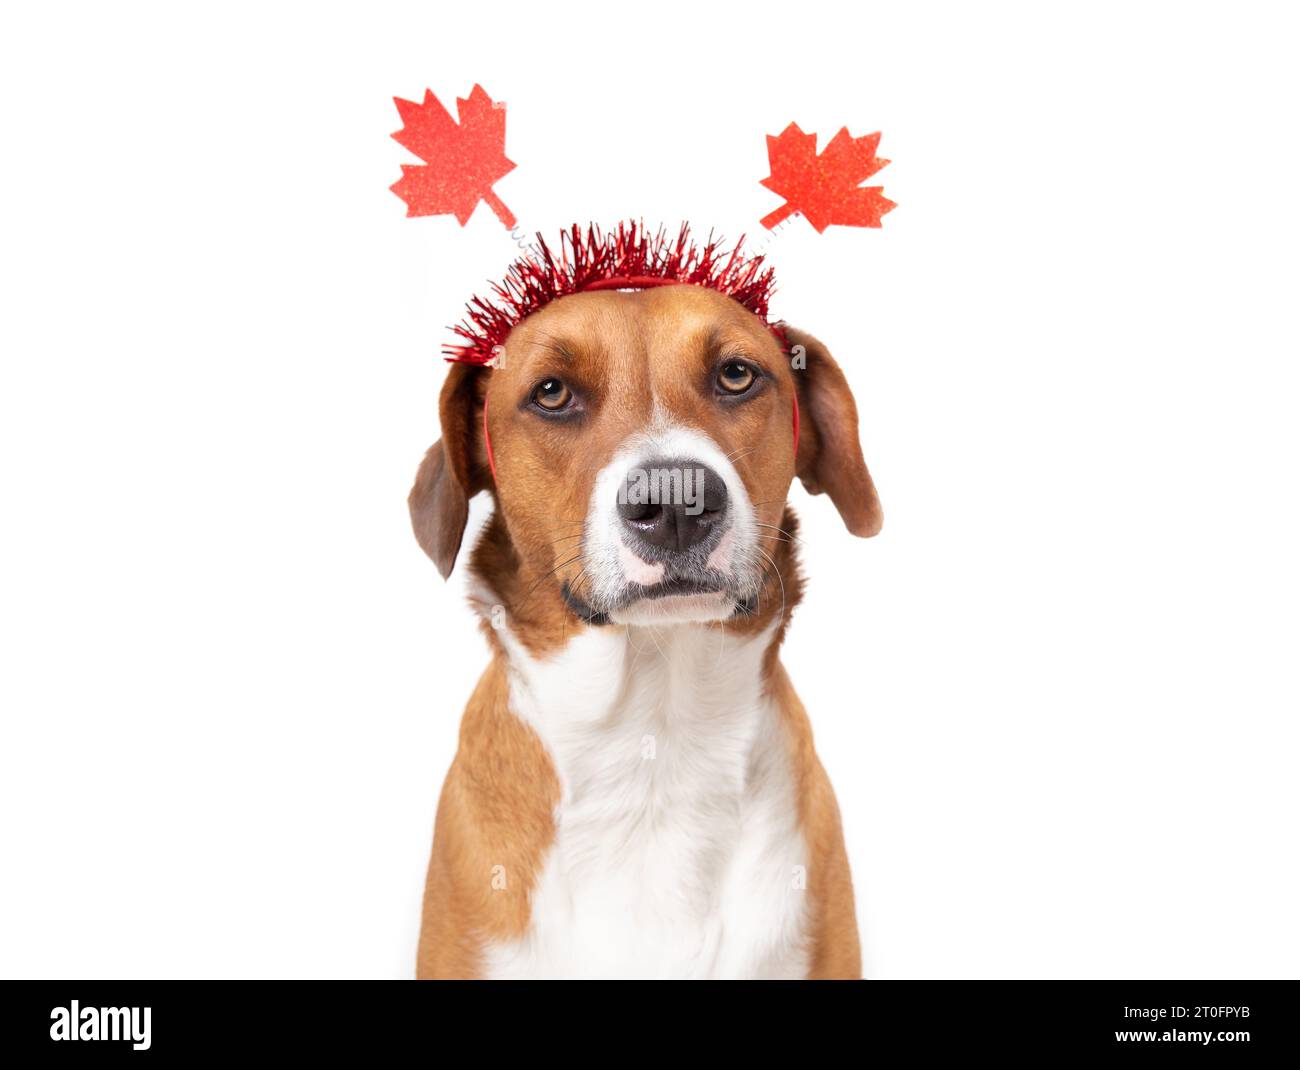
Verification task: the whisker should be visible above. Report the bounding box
[519,553,584,605]
[643,619,670,664]
[564,567,590,640]
[570,567,589,598]
[754,545,787,625]
[754,522,806,547]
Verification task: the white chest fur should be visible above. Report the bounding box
[486,621,811,979]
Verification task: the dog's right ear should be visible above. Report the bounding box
[409,363,489,578]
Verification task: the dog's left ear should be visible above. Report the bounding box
[409,363,489,577]
[785,325,883,537]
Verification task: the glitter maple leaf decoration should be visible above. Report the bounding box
[390,84,517,227]
[759,123,895,232]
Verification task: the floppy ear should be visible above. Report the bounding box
[786,325,883,537]
[409,363,489,577]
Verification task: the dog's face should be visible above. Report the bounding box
[410,284,881,630]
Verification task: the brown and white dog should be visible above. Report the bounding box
[408,283,881,979]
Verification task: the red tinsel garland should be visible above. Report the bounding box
[444,222,779,365]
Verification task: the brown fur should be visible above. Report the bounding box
[416,661,559,978]
[410,285,881,978]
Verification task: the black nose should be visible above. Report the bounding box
[616,459,728,554]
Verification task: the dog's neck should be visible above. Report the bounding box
[496,614,783,758]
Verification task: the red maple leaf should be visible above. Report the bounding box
[390,84,516,227]
[759,123,895,232]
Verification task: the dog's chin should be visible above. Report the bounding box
[609,589,735,626]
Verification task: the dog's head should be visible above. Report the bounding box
[410,284,880,630]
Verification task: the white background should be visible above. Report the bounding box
[2,1,1297,979]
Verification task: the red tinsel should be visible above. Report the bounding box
[444,222,778,365]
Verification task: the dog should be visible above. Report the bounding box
[408,281,882,979]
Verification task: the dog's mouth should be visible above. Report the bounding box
[561,570,760,627]
[636,576,730,600]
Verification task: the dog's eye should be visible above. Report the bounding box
[717,361,756,395]
[532,378,573,412]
